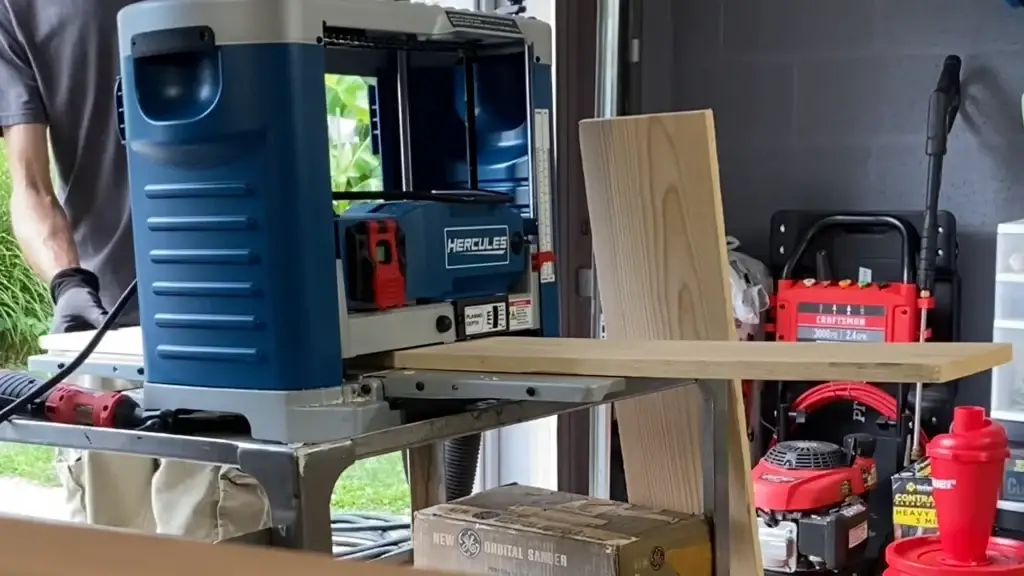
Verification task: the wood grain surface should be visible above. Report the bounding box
[407,443,447,513]
[0,514,449,576]
[384,337,1009,384]
[44,328,1010,385]
[578,109,759,574]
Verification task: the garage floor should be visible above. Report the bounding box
[0,478,65,520]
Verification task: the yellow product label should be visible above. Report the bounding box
[1013,459,1024,473]
[892,493,934,508]
[893,507,937,528]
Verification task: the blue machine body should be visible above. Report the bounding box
[121,42,340,393]
[337,202,526,305]
[118,7,558,395]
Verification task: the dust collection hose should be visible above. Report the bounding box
[400,434,482,501]
[0,370,41,403]
[443,434,482,501]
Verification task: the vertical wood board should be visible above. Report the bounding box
[578,110,762,574]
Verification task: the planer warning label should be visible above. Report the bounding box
[508,297,534,331]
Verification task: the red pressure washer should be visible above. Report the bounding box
[769,214,931,456]
[755,55,961,575]
[766,53,961,461]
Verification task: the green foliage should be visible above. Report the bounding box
[0,444,410,514]
[331,452,410,513]
[326,74,383,214]
[0,142,51,368]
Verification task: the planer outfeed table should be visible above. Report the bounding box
[1,331,1011,574]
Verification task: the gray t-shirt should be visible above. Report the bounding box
[0,0,140,322]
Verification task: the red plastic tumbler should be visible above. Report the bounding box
[927,406,1010,566]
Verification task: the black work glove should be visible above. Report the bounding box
[49,267,109,334]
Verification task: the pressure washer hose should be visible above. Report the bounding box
[769,381,929,450]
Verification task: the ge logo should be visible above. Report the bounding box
[458,528,481,558]
[650,546,665,570]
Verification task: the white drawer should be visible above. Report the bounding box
[992,326,1024,419]
[995,281,1024,322]
[996,223,1024,276]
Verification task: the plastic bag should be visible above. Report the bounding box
[726,236,772,341]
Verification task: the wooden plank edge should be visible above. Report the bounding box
[934,342,1013,383]
[377,342,1012,384]
[0,515,445,576]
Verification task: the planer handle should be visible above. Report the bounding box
[779,215,914,284]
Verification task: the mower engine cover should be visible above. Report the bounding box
[753,436,876,573]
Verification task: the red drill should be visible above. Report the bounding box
[0,370,144,428]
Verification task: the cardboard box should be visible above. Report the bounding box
[413,484,711,576]
[891,458,937,540]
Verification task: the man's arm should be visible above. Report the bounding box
[8,124,108,333]
[0,4,77,283]
[6,123,80,282]
[0,4,106,333]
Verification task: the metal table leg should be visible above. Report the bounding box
[237,442,357,553]
[699,380,732,576]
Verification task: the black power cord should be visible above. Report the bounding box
[332,513,412,561]
[0,279,138,426]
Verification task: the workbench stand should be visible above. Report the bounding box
[0,377,732,575]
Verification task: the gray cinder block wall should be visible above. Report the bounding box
[658,0,1024,407]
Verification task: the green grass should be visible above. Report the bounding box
[0,444,57,485]
[0,443,411,515]
[330,451,410,513]
[0,141,52,368]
